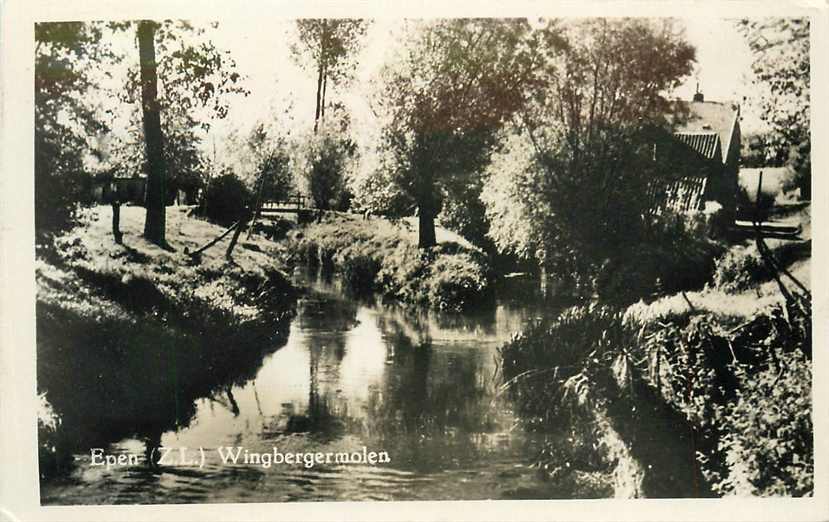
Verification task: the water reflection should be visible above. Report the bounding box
[42,269,562,504]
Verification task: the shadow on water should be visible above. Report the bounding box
[36,291,295,469]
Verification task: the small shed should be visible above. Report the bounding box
[92,175,147,205]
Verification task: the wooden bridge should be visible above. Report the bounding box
[258,194,311,215]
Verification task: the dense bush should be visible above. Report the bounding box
[714,348,813,496]
[635,300,813,496]
[499,292,813,497]
[289,216,492,311]
[425,249,490,311]
[713,247,770,293]
[304,134,354,211]
[596,211,725,304]
[341,255,381,294]
[202,172,253,226]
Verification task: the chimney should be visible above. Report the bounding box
[693,83,704,103]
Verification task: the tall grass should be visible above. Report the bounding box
[498,295,813,497]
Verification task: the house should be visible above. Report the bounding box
[92,174,147,205]
[652,89,741,215]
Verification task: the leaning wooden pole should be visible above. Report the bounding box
[187,220,241,258]
[246,173,268,240]
[226,210,252,260]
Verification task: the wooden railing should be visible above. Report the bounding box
[259,194,310,212]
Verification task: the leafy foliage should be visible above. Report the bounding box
[713,247,770,293]
[202,171,253,226]
[303,131,355,211]
[246,123,296,203]
[737,19,810,197]
[290,19,370,131]
[714,348,812,496]
[35,22,112,236]
[289,215,491,311]
[483,19,696,287]
[110,21,249,205]
[374,19,552,247]
[500,290,812,497]
[596,211,725,304]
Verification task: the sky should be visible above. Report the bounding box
[92,16,767,166]
[203,17,765,141]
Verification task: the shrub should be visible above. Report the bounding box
[713,247,770,293]
[202,172,253,226]
[500,292,813,497]
[635,300,813,496]
[425,251,490,311]
[714,349,813,496]
[597,211,724,304]
[35,132,95,237]
[341,255,381,294]
[304,134,354,211]
[289,217,492,311]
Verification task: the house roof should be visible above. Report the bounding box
[669,100,739,163]
[647,175,708,213]
[674,132,721,160]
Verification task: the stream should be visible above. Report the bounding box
[41,270,581,504]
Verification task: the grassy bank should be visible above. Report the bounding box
[286,212,492,312]
[498,205,812,497]
[36,206,297,479]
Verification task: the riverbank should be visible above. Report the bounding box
[36,206,298,480]
[499,204,813,497]
[286,212,491,312]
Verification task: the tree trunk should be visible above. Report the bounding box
[313,57,323,133]
[138,21,167,246]
[418,206,437,249]
[321,66,327,124]
[539,261,548,296]
[111,202,122,244]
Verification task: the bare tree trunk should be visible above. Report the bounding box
[313,59,323,133]
[138,21,167,246]
[321,66,327,124]
[418,206,437,249]
[313,20,328,134]
[111,202,122,244]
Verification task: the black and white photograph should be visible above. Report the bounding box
[1,1,826,520]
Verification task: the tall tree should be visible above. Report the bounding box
[110,20,248,241]
[737,18,810,198]
[290,19,370,133]
[137,21,167,244]
[374,19,553,248]
[481,19,696,279]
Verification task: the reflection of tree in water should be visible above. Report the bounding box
[297,286,360,333]
[361,314,499,471]
[281,288,358,441]
[289,341,347,440]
